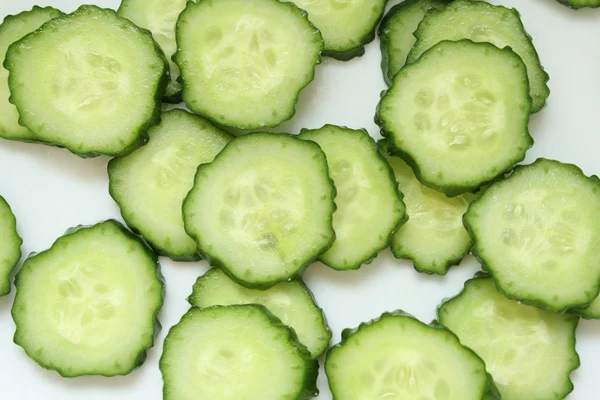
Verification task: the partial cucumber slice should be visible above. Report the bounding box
[379,139,476,275]
[4,5,167,157]
[0,6,63,142]
[109,109,233,261]
[299,125,406,270]
[407,0,549,113]
[0,195,22,296]
[188,268,330,358]
[464,158,600,312]
[160,305,319,400]
[325,310,499,400]
[377,40,532,196]
[117,0,186,102]
[439,276,580,400]
[175,0,323,129]
[286,0,387,60]
[571,296,600,319]
[12,220,164,377]
[379,0,449,85]
[557,0,600,8]
[183,133,335,288]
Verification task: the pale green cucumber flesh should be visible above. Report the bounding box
[465,158,600,312]
[160,305,318,400]
[439,277,580,400]
[109,109,233,260]
[299,125,406,270]
[571,295,600,319]
[0,195,22,296]
[12,220,164,377]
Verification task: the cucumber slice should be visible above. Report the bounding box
[188,268,331,358]
[299,125,406,270]
[175,0,323,129]
[439,276,580,400]
[286,0,387,60]
[379,0,449,85]
[379,139,477,275]
[0,6,63,142]
[407,0,549,113]
[464,158,600,312]
[325,310,499,400]
[12,220,164,377]
[117,0,186,102]
[4,5,167,157]
[571,296,600,319]
[109,109,233,261]
[557,0,600,8]
[183,133,335,288]
[377,40,532,196]
[0,195,22,296]
[160,305,319,400]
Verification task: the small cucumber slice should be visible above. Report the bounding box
[160,305,319,400]
[109,109,233,261]
[183,133,335,288]
[325,310,499,400]
[439,276,580,400]
[12,220,164,377]
[0,6,63,142]
[0,195,22,296]
[465,158,600,312]
[286,0,387,60]
[175,0,323,129]
[379,0,449,85]
[407,0,549,113]
[557,0,600,8]
[4,5,167,157]
[377,40,532,196]
[299,125,406,270]
[379,139,477,275]
[188,268,331,358]
[117,0,187,102]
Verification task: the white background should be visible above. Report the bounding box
[0,0,599,398]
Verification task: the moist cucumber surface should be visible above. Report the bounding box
[108,109,233,261]
[407,0,549,113]
[4,5,167,157]
[183,133,335,288]
[188,268,331,358]
[160,305,318,400]
[0,6,63,142]
[439,276,580,400]
[464,158,600,312]
[0,195,22,296]
[379,139,476,275]
[175,0,323,129]
[571,296,600,319]
[299,125,406,270]
[12,220,164,377]
[325,310,498,400]
[558,0,600,8]
[377,39,532,196]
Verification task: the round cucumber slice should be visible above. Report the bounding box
[0,195,22,296]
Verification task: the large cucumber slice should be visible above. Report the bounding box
[175,0,323,129]
[299,125,406,270]
[4,5,167,157]
[160,305,319,400]
[12,220,164,377]
[109,109,234,261]
[0,195,22,296]
[188,268,331,358]
[325,310,499,400]
[183,133,335,288]
[377,40,532,196]
[439,276,580,400]
[0,6,63,142]
[407,0,549,113]
[464,158,600,312]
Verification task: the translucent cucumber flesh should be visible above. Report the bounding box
[439,277,579,400]
[299,126,405,270]
[109,110,233,259]
[572,295,600,319]
[0,196,21,296]
[189,268,331,358]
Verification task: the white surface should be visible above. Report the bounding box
[0,0,598,398]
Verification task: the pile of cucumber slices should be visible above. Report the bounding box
[0,0,599,399]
